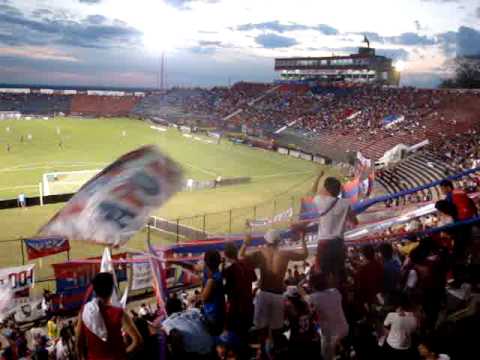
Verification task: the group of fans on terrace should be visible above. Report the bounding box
[1,171,479,360]
[147,83,479,143]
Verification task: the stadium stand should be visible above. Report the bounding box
[70,94,140,117]
[0,93,71,115]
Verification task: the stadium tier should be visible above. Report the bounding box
[0,93,71,115]
[70,94,140,117]
[0,83,479,197]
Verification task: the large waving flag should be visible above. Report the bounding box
[343,178,361,203]
[39,145,183,247]
[299,196,319,221]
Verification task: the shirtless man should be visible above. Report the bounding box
[239,229,308,337]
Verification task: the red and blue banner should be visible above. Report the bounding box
[148,244,168,315]
[299,196,318,221]
[342,178,361,203]
[51,253,127,311]
[24,236,70,260]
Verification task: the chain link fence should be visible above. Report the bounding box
[148,192,305,242]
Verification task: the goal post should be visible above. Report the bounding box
[42,169,100,196]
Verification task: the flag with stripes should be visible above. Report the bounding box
[148,244,168,316]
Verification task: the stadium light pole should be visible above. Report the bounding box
[161,51,166,91]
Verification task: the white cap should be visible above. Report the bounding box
[264,229,281,245]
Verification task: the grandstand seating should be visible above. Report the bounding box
[376,151,462,199]
[0,94,71,115]
[71,95,139,117]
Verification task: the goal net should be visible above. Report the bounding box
[42,169,100,196]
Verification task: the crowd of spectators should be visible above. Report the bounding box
[2,173,478,360]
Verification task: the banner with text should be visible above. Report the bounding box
[0,264,35,293]
[131,254,153,291]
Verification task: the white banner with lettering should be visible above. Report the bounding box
[131,255,152,291]
[0,264,35,292]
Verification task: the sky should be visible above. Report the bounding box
[0,0,479,88]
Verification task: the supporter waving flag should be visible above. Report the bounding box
[38,145,183,247]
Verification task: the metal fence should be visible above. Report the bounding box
[149,193,305,242]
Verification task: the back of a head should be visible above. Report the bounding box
[380,243,393,260]
[435,200,457,218]
[362,244,375,261]
[324,177,341,197]
[440,179,453,190]
[397,293,411,311]
[204,250,222,272]
[310,272,328,292]
[224,243,238,260]
[92,272,114,300]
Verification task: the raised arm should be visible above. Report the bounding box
[123,311,143,354]
[239,232,252,260]
[239,233,261,266]
[311,171,325,194]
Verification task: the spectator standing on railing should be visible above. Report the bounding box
[310,173,358,280]
[239,229,308,357]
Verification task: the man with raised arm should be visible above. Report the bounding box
[311,172,358,279]
[239,229,308,354]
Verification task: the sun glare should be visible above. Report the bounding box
[394,60,407,72]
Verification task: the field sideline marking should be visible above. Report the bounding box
[252,171,314,179]
[0,162,107,173]
[183,162,217,176]
[0,185,38,191]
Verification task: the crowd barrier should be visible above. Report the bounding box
[353,166,480,214]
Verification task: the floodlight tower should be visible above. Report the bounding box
[160,51,166,91]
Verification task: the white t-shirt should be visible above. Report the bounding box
[314,195,352,240]
[307,288,349,339]
[384,312,417,350]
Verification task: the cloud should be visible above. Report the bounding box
[0,46,79,62]
[78,0,102,4]
[386,32,436,46]
[421,0,459,2]
[188,40,224,54]
[476,7,480,18]
[437,31,457,56]
[354,31,435,46]
[457,26,480,57]
[164,0,220,9]
[84,15,107,25]
[331,46,410,61]
[358,32,384,43]
[254,33,298,48]
[237,21,338,35]
[198,40,222,46]
[376,48,410,61]
[0,3,142,49]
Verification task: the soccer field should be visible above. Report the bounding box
[0,117,341,282]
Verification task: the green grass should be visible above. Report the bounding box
[0,117,342,289]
